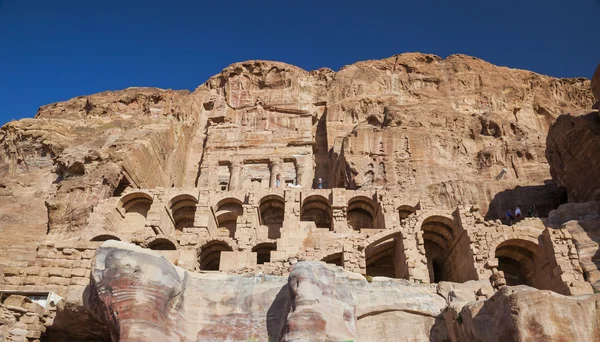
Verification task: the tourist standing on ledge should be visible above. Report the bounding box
[276,174,281,188]
[317,178,323,189]
[515,206,523,220]
[506,209,514,226]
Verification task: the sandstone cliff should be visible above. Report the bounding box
[0,53,593,266]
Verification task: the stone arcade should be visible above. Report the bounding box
[1,54,599,341]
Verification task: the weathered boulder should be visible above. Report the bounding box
[548,202,600,291]
[86,241,450,341]
[446,286,600,342]
[546,112,600,202]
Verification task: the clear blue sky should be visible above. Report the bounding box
[1,0,599,125]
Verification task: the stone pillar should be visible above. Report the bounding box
[270,158,283,188]
[193,189,217,237]
[228,159,243,191]
[295,156,314,189]
[331,188,350,232]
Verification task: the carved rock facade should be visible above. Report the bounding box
[0,53,599,341]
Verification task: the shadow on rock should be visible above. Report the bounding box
[485,180,567,221]
[266,284,290,342]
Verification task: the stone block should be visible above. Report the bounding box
[48,268,63,277]
[23,276,41,286]
[82,250,96,259]
[48,277,70,286]
[3,266,20,276]
[26,266,41,276]
[62,269,72,278]
[3,276,22,285]
[4,295,29,307]
[70,277,90,286]
[26,329,42,339]
[71,268,88,277]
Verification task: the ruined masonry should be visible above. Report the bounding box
[0,53,599,341]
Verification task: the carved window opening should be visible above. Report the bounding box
[259,195,285,239]
[169,195,198,231]
[301,195,332,230]
[120,193,153,233]
[347,197,376,230]
[199,241,233,271]
[421,216,478,283]
[398,205,416,222]
[494,239,554,291]
[365,233,408,279]
[322,252,344,268]
[215,198,244,238]
[148,238,177,251]
[90,235,121,242]
[253,243,276,265]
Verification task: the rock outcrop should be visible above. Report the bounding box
[1,54,599,341]
[0,53,593,267]
[87,241,450,342]
[446,286,600,341]
[546,112,600,202]
[83,241,600,342]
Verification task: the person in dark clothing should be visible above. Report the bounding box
[506,209,514,226]
[528,205,538,217]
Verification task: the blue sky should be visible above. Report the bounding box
[1,0,599,125]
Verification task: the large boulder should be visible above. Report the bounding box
[447,286,600,342]
[546,112,600,202]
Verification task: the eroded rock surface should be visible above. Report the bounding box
[447,286,600,342]
[546,112,600,202]
[86,241,451,342]
[85,241,600,342]
[1,54,599,341]
[0,53,594,267]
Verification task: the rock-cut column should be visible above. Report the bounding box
[270,158,283,188]
[228,159,243,191]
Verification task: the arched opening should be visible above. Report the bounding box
[215,198,244,238]
[199,241,233,271]
[252,242,276,265]
[259,195,285,239]
[169,194,198,231]
[365,233,408,279]
[147,238,177,251]
[90,235,121,242]
[120,192,153,233]
[397,205,415,221]
[421,216,477,283]
[322,252,344,267]
[495,239,551,290]
[347,196,376,230]
[301,195,332,229]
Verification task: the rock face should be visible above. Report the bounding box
[85,241,600,342]
[1,53,599,341]
[87,241,449,342]
[447,286,600,342]
[545,106,600,291]
[0,54,593,266]
[546,112,600,202]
